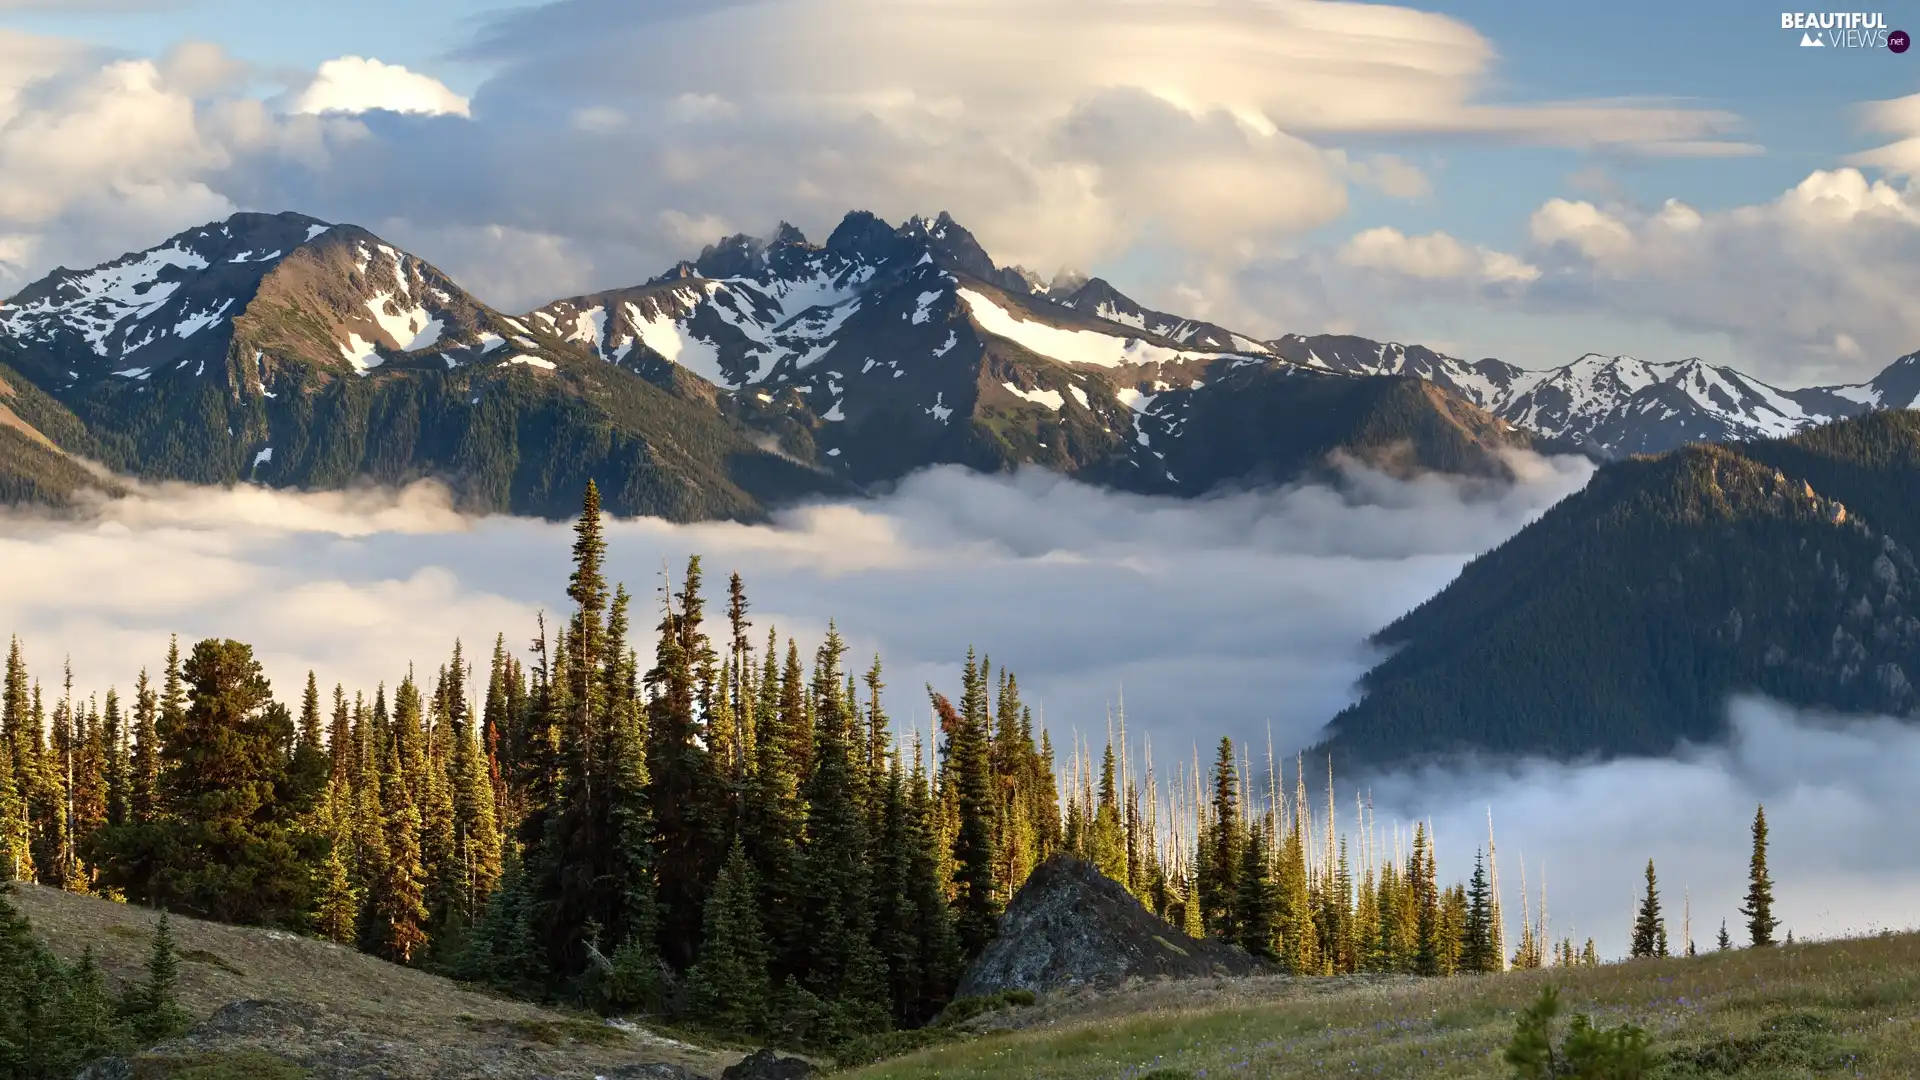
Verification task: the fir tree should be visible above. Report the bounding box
[1234,822,1277,960]
[1198,737,1241,939]
[1717,919,1731,951]
[1463,848,1496,974]
[129,669,159,826]
[119,912,189,1043]
[934,653,1001,959]
[1631,859,1665,959]
[371,740,430,963]
[688,841,772,1034]
[647,557,723,971]
[1740,804,1777,947]
[94,639,321,927]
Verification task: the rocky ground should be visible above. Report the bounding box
[13,884,743,1080]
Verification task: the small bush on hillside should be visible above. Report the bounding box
[1506,986,1654,1079]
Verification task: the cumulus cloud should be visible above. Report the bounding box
[1365,697,1920,959]
[0,457,1591,772]
[1216,164,1920,386]
[289,56,471,118]
[1338,226,1539,285]
[0,0,1752,311]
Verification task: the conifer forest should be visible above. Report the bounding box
[0,483,1786,1056]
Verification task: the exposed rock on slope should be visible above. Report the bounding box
[956,854,1270,998]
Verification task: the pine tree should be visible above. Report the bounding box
[1740,804,1777,947]
[1090,740,1126,883]
[1234,822,1277,960]
[93,639,322,927]
[313,841,359,944]
[119,912,189,1043]
[1463,849,1495,974]
[1717,919,1731,951]
[935,649,1000,959]
[689,840,773,1034]
[1631,859,1664,959]
[370,740,430,963]
[129,669,159,826]
[743,628,805,984]
[102,690,130,832]
[1198,737,1241,939]
[1277,815,1317,974]
[446,641,503,921]
[647,557,723,971]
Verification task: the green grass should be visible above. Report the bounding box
[846,932,1920,1079]
[129,1050,309,1079]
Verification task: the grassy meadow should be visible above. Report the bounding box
[849,931,1920,1079]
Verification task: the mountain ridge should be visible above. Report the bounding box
[0,208,1542,516]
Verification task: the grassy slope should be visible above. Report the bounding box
[851,931,1920,1079]
[11,883,740,1078]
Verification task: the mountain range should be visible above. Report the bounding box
[11,209,1920,767]
[7,207,1916,519]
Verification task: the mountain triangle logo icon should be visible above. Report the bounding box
[1800,31,1825,45]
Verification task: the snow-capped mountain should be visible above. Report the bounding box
[1266,333,1916,456]
[8,204,1915,518]
[0,211,579,399]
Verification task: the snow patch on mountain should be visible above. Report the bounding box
[1003,381,1065,410]
[959,288,1188,369]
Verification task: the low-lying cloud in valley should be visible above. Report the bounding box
[13,453,1920,953]
[1365,697,1920,959]
[0,454,1590,756]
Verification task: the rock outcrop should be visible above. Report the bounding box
[956,854,1271,998]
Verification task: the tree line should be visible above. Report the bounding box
[0,482,1792,1053]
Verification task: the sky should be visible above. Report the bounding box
[1,0,1919,386]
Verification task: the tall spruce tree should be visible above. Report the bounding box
[1234,822,1277,960]
[1740,804,1777,947]
[688,840,772,1034]
[934,651,1000,959]
[647,557,723,971]
[1199,737,1241,939]
[1631,859,1665,959]
[1463,848,1495,974]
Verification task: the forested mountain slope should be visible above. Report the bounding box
[1319,411,1920,766]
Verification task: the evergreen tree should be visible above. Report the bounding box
[1631,859,1665,959]
[370,740,430,963]
[1740,804,1777,947]
[1198,737,1241,939]
[1717,919,1731,951]
[118,912,189,1043]
[1089,741,1126,883]
[935,650,1000,959]
[1277,816,1317,974]
[647,556,723,971]
[129,669,159,826]
[1233,822,1277,960]
[1462,849,1495,974]
[94,639,322,927]
[689,841,772,1034]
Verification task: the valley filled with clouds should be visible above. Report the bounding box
[12,456,1920,954]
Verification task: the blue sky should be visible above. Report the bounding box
[3,0,1919,381]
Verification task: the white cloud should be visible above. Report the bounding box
[1846,91,1920,177]
[0,458,1591,772]
[1528,198,1636,261]
[290,56,470,118]
[1372,697,1920,958]
[1338,226,1538,284]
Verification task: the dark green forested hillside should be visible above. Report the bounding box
[1157,372,1535,491]
[1319,419,1920,767]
